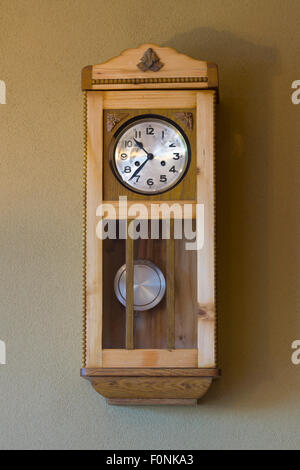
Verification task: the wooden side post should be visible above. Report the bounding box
[126,224,134,349]
[167,219,175,349]
[85,92,104,367]
[196,91,216,368]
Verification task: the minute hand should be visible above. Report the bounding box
[129,153,152,180]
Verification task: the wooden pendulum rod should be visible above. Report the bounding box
[166,219,175,350]
[126,224,134,349]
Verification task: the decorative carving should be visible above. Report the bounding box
[174,112,193,130]
[137,48,163,72]
[107,113,129,132]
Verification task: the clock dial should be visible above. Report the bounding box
[112,115,191,195]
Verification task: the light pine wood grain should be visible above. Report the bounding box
[103,91,197,109]
[93,44,208,79]
[86,92,104,367]
[196,91,216,368]
[102,349,198,368]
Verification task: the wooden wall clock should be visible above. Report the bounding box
[80,44,219,405]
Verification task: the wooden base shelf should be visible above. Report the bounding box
[81,368,220,404]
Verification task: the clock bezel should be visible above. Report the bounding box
[109,113,192,196]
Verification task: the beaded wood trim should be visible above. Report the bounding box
[92,76,208,85]
[82,91,87,368]
[212,90,218,367]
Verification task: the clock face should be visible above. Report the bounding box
[112,115,191,195]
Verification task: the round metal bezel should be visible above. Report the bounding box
[109,114,191,195]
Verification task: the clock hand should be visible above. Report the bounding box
[129,138,154,180]
[133,138,149,156]
[129,152,153,180]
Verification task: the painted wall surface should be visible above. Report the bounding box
[0,0,300,450]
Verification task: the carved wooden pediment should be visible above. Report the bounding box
[82,44,218,92]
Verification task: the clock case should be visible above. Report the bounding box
[81,44,219,405]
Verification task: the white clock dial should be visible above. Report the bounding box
[112,116,190,195]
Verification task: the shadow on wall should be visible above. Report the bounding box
[163,29,284,409]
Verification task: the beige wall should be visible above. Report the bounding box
[1,0,300,449]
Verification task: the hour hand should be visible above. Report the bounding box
[133,138,150,156]
[133,138,144,149]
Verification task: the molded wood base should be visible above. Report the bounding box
[90,376,213,400]
[81,371,219,404]
[81,368,220,405]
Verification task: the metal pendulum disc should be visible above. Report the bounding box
[114,259,166,311]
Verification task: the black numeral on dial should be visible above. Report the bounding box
[160,175,167,182]
[169,166,177,173]
[147,178,154,186]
